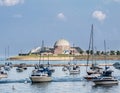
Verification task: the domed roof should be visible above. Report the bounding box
[54,39,70,47]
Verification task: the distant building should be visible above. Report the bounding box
[19,39,83,56]
[54,39,70,54]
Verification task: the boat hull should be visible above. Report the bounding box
[93,80,119,85]
[69,70,80,74]
[0,74,8,79]
[84,74,100,80]
[30,76,52,83]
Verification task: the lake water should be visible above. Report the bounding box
[0,60,120,93]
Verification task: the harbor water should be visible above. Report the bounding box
[0,60,120,93]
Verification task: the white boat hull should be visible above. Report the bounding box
[0,74,8,79]
[30,76,52,83]
[69,70,80,74]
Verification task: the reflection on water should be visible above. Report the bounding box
[0,60,120,93]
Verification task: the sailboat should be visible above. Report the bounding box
[29,54,52,83]
[93,40,119,85]
[68,44,80,74]
[84,24,102,80]
[0,70,8,79]
[46,54,55,73]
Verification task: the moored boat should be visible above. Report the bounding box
[93,77,118,85]
[93,69,119,85]
[30,64,52,83]
[69,64,80,74]
[113,62,120,69]
[84,73,101,80]
[16,67,24,72]
[0,70,8,79]
[84,24,102,80]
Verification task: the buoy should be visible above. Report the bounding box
[12,85,15,90]
[82,83,86,86]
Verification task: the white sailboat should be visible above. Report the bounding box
[93,40,119,85]
[69,65,80,74]
[0,70,8,79]
[69,44,80,74]
[93,70,118,85]
[30,67,52,83]
[84,24,102,80]
[46,54,55,73]
[30,54,52,83]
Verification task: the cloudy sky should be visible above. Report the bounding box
[0,0,120,56]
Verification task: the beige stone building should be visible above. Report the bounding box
[54,39,70,54]
[27,39,82,55]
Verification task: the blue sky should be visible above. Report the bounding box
[0,0,120,56]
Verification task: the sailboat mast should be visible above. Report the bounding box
[91,24,95,65]
[86,24,94,71]
[39,53,41,68]
[104,40,107,68]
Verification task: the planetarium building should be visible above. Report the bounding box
[54,39,70,54]
[27,39,82,55]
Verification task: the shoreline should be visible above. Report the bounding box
[8,55,120,61]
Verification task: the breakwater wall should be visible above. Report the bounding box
[0,64,113,67]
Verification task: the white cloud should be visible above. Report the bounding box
[92,10,106,21]
[57,13,66,20]
[0,0,24,6]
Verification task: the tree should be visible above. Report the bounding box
[86,50,90,55]
[110,50,115,55]
[116,50,120,55]
[96,51,100,55]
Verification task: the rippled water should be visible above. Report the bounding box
[0,60,120,93]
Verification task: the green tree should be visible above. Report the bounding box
[96,51,100,55]
[110,50,115,55]
[116,50,120,55]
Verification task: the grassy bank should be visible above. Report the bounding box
[8,55,120,61]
